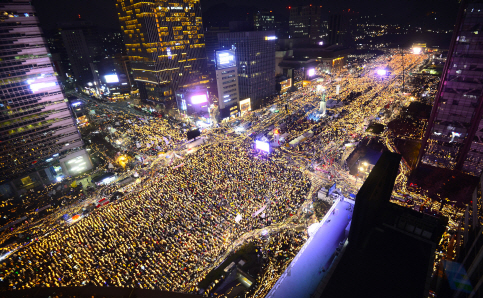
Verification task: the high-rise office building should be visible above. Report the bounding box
[328,10,357,46]
[253,10,276,32]
[419,0,483,176]
[59,21,100,87]
[0,0,91,195]
[215,49,240,118]
[204,27,229,64]
[217,31,276,108]
[115,0,207,104]
[289,5,322,40]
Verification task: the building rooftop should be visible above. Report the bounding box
[321,219,435,298]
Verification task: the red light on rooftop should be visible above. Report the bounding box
[288,6,291,9]
[78,14,81,19]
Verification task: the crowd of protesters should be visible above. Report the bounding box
[0,140,310,292]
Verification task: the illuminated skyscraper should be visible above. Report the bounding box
[215,49,240,118]
[419,0,483,176]
[115,0,207,104]
[218,31,276,108]
[0,0,91,195]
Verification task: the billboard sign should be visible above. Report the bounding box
[376,69,387,76]
[240,98,251,115]
[191,94,208,104]
[216,50,236,69]
[280,78,292,92]
[255,140,270,153]
[105,74,119,83]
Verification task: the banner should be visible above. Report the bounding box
[173,163,185,169]
[252,205,267,217]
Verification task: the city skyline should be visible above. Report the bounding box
[32,0,460,30]
[0,0,482,297]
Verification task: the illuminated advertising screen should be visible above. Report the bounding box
[216,50,236,69]
[66,155,89,174]
[412,47,422,54]
[29,82,57,92]
[280,79,292,92]
[376,69,387,76]
[105,74,119,83]
[191,94,208,104]
[255,140,270,153]
[308,68,316,77]
[240,98,251,115]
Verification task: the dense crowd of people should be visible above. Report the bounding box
[0,50,431,295]
[0,140,310,292]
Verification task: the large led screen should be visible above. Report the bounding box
[105,74,119,83]
[255,140,270,153]
[191,94,208,104]
[216,50,236,69]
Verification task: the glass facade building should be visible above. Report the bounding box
[289,6,322,40]
[419,0,483,176]
[115,0,207,104]
[328,11,357,46]
[0,0,87,190]
[217,31,276,108]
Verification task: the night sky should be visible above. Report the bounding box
[32,0,460,30]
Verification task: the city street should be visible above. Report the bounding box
[1,50,459,296]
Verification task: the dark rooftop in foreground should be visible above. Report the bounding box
[314,151,447,298]
[321,203,447,298]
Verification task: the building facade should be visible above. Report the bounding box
[59,21,100,87]
[215,49,239,118]
[419,0,483,176]
[0,0,91,195]
[253,10,276,32]
[204,27,229,64]
[328,11,357,46]
[217,31,276,108]
[433,169,482,297]
[289,5,322,40]
[115,0,207,105]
